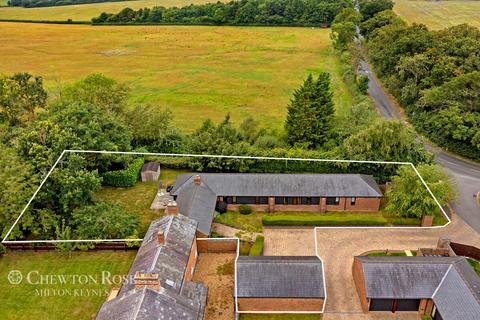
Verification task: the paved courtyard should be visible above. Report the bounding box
[263,213,480,319]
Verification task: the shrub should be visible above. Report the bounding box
[357,75,369,94]
[239,204,252,215]
[215,201,227,214]
[262,214,387,227]
[0,243,6,256]
[249,236,264,256]
[102,157,144,187]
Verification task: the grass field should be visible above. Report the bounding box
[394,0,480,29]
[0,22,352,132]
[0,251,136,320]
[0,0,219,21]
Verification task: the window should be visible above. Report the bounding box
[301,197,310,205]
[275,197,285,205]
[351,197,356,205]
[225,196,233,204]
[326,197,340,205]
[258,197,269,204]
[311,197,320,205]
[237,197,256,204]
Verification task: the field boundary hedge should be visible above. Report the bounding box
[249,235,264,256]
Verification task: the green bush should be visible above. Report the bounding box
[102,157,144,187]
[249,236,264,256]
[262,214,387,227]
[239,204,252,215]
[0,243,6,256]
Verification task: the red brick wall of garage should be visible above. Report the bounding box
[238,297,324,312]
[183,236,198,282]
[352,257,370,313]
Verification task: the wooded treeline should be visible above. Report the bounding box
[361,9,480,159]
[91,0,352,26]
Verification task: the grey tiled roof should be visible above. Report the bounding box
[172,173,383,197]
[236,256,325,298]
[356,256,480,319]
[174,181,217,235]
[171,173,382,236]
[97,286,203,320]
[433,259,480,319]
[120,214,197,294]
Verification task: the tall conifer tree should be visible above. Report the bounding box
[285,72,335,148]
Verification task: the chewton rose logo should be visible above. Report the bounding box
[8,270,23,285]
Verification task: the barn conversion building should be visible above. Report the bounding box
[353,256,480,319]
[96,214,207,320]
[171,173,383,236]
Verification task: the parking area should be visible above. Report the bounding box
[262,213,480,319]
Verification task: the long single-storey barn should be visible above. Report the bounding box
[171,173,383,236]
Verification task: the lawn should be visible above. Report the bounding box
[467,258,480,277]
[0,0,221,22]
[0,22,353,132]
[0,251,136,320]
[94,168,189,234]
[394,0,480,29]
[240,314,321,320]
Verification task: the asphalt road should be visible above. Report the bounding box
[359,59,480,233]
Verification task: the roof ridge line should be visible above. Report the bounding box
[432,264,453,299]
[452,260,480,305]
[130,287,147,320]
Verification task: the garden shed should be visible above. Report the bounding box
[141,162,160,182]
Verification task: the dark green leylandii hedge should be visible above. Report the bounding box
[262,214,387,226]
[249,236,264,256]
[102,158,144,187]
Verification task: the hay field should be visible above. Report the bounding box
[0,0,219,22]
[0,22,352,131]
[394,0,480,29]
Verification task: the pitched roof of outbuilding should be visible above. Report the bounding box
[174,180,217,235]
[356,256,480,319]
[120,214,197,294]
[97,286,204,320]
[236,256,325,298]
[141,162,160,172]
[172,173,382,197]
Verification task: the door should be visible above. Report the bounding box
[369,299,395,311]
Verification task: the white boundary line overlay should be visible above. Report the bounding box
[2,149,451,244]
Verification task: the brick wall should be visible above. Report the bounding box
[237,297,324,312]
[184,236,198,282]
[352,257,370,313]
[196,238,237,253]
[226,197,381,213]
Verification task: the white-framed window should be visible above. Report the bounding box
[351,197,356,205]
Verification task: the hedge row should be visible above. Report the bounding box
[102,158,144,187]
[249,236,264,256]
[262,214,388,227]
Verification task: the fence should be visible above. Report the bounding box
[450,242,480,261]
[3,242,139,252]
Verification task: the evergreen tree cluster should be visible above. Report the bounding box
[285,73,335,148]
[92,0,352,26]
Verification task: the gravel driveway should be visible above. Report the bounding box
[263,213,480,319]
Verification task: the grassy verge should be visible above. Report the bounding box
[0,251,136,320]
[467,258,480,277]
[367,250,417,257]
[263,212,388,227]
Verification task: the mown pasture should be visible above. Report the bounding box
[0,0,219,22]
[394,0,480,29]
[0,22,352,131]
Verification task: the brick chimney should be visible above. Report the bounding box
[194,174,201,185]
[157,228,165,245]
[165,200,178,215]
[134,272,160,289]
[437,236,451,249]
